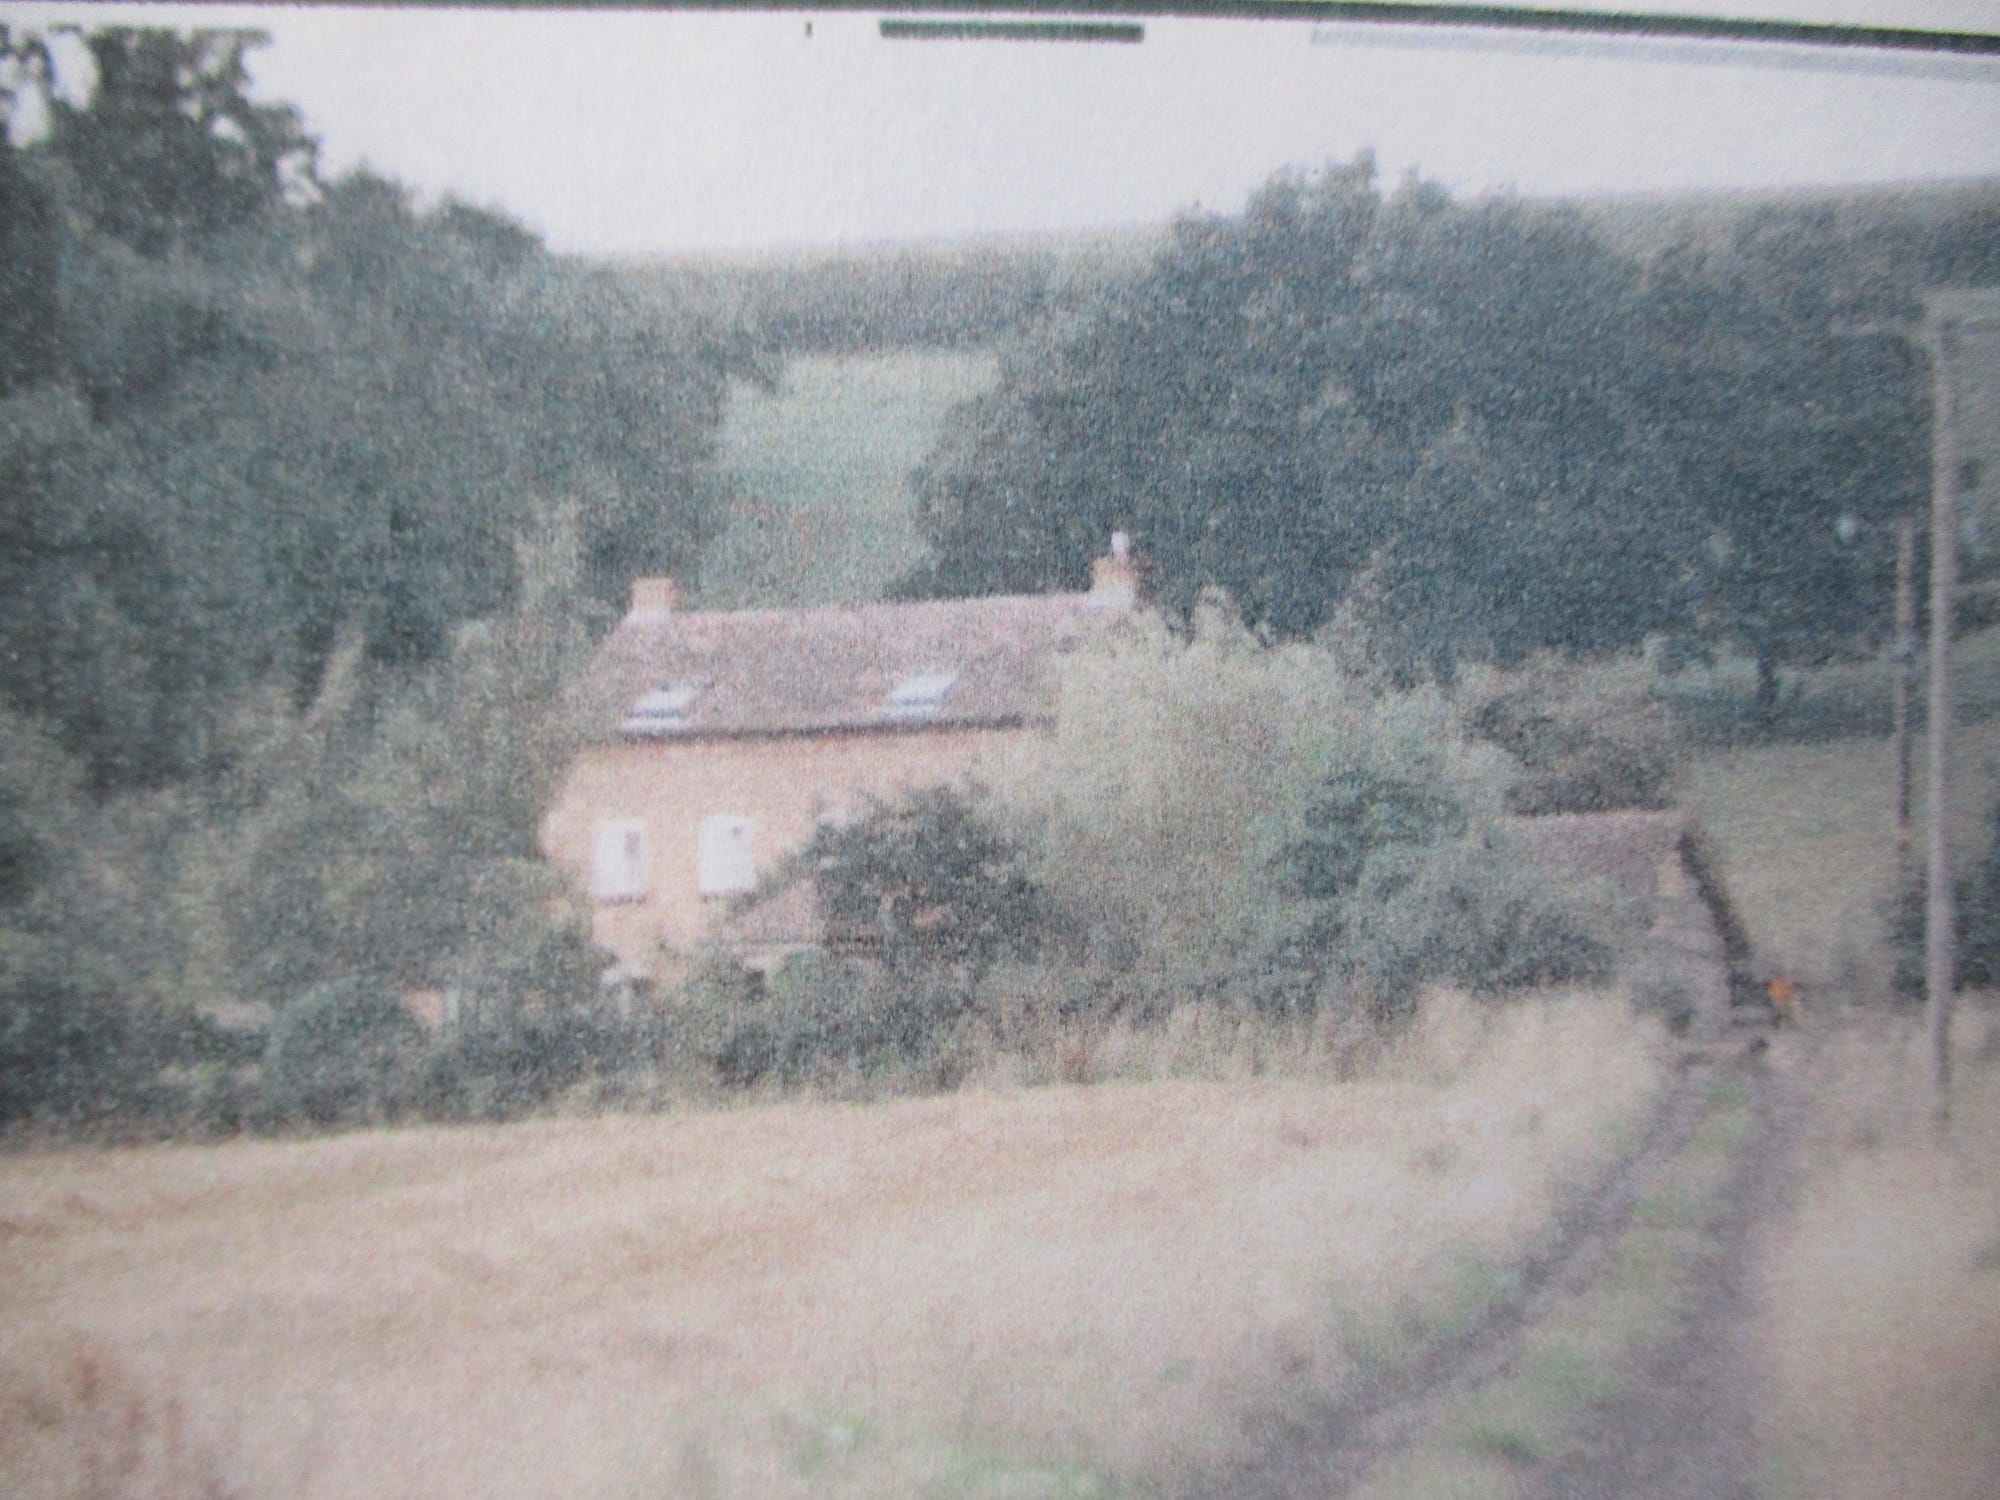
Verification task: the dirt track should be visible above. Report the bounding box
[1194,822,1791,1500]
[1194,1036,1785,1500]
[1527,1053,1798,1500]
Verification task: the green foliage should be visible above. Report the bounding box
[0,702,248,1133]
[532,611,1629,1103]
[1460,655,1682,815]
[1638,204,1929,703]
[705,789,1043,1091]
[0,19,737,1136]
[907,160,1682,659]
[1957,802,2000,991]
[415,892,623,1118]
[0,28,747,791]
[0,931,128,1129]
[417,1007,633,1122]
[0,929,248,1135]
[709,956,975,1093]
[183,512,602,1007]
[797,785,1045,975]
[988,605,1619,1022]
[47,28,315,257]
[1323,838,1618,1020]
[0,704,123,1129]
[906,158,1961,686]
[635,233,1146,355]
[0,699,83,914]
[260,975,418,1128]
[988,604,1384,1001]
[0,79,59,394]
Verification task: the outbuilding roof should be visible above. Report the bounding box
[572,589,1132,742]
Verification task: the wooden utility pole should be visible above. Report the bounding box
[1891,514,1917,884]
[1924,305,1962,1124]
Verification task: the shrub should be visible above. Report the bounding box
[415,1005,641,1120]
[710,954,975,1092]
[788,784,1045,975]
[1460,654,1681,814]
[1952,799,2000,992]
[0,932,142,1131]
[681,611,1644,1099]
[0,927,249,1136]
[260,975,420,1127]
[983,604,1620,1022]
[697,789,1041,1092]
[405,884,633,1119]
[1325,834,1620,1021]
[991,607,1439,998]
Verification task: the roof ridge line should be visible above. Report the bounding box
[633,590,1098,625]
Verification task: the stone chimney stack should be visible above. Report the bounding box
[629,577,682,617]
[1088,531,1140,608]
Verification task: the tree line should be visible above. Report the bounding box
[0,26,761,1130]
[631,230,1153,357]
[900,156,2000,701]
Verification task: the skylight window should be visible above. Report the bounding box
[620,684,698,736]
[884,669,958,722]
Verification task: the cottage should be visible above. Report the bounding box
[540,538,1141,978]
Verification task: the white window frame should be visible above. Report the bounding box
[697,814,757,898]
[884,668,958,722]
[620,684,698,736]
[591,819,649,903]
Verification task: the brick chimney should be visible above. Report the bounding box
[629,577,682,617]
[1088,531,1140,608]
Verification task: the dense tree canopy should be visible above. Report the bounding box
[47,28,317,256]
[0,25,754,1129]
[904,158,1971,688]
[0,27,755,790]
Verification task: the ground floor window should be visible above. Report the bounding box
[591,819,648,902]
[698,814,757,897]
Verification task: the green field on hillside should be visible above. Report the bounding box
[1677,626,2000,987]
[700,349,998,610]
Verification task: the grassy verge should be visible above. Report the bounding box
[1755,1007,2000,1500]
[1347,1066,1760,1500]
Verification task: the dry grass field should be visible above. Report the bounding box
[0,993,1664,1500]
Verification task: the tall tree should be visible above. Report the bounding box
[0,29,58,395]
[906,160,1948,684]
[907,162,1685,659]
[0,29,748,785]
[46,27,315,256]
[1635,207,1930,706]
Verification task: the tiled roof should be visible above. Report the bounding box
[572,591,1130,741]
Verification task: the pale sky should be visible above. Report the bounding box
[7,2,2000,258]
